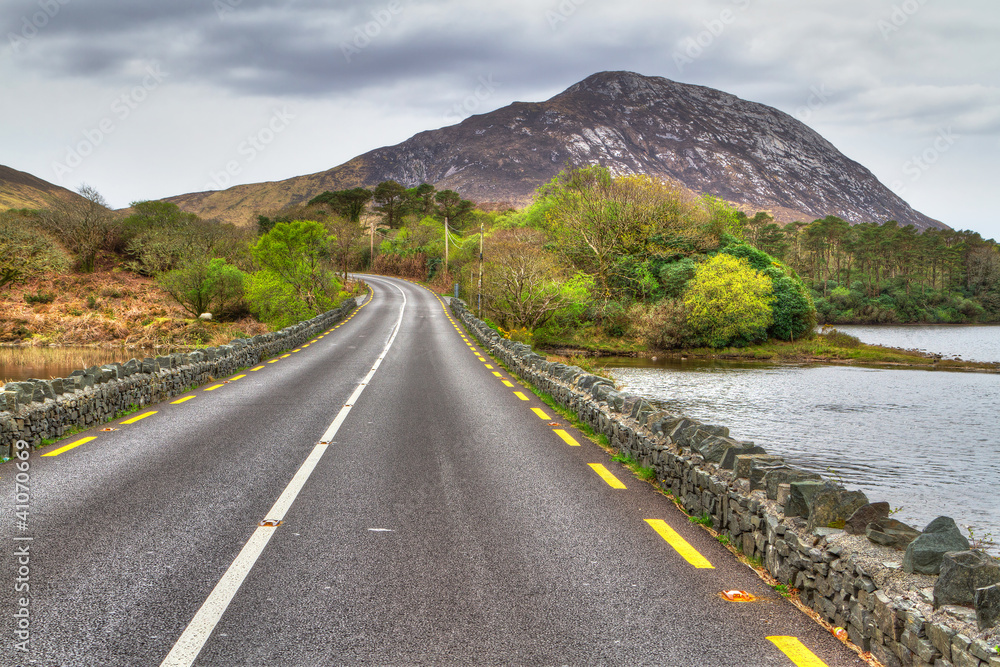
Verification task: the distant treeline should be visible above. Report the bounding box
[742,214,1000,323]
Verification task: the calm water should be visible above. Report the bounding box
[0,346,181,386]
[606,359,1000,549]
[832,324,1000,363]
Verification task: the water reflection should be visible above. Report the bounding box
[0,345,182,385]
[606,360,1000,546]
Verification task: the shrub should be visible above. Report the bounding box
[658,258,697,298]
[157,257,245,318]
[628,300,691,349]
[721,242,816,341]
[23,290,56,304]
[0,211,71,281]
[684,254,774,348]
[823,328,862,348]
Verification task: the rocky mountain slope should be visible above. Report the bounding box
[166,71,945,230]
[0,164,86,211]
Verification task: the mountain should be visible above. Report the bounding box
[165,71,946,230]
[0,165,87,211]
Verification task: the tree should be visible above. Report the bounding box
[372,180,409,229]
[541,166,706,293]
[481,228,569,330]
[700,195,746,240]
[410,183,437,216]
[248,220,339,316]
[157,257,244,318]
[435,189,474,228]
[40,184,119,272]
[308,188,373,222]
[327,215,365,280]
[122,201,226,275]
[684,254,775,347]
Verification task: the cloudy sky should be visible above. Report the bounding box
[2,0,998,238]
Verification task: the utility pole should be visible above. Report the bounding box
[444,215,449,282]
[478,223,484,319]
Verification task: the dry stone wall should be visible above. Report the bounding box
[451,299,1000,667]
[0,299,358,457]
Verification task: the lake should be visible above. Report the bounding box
[831,323,1000,363]
[605,358,1000,551]
[0,345,181,386]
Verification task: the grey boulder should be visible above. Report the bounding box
[806,487,869,531]
[976,583,1000,630]
[933,550,1000,608]
[865,518,921,550]
[845,502,890,535]
[903,517,971,575]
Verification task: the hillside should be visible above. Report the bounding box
[164,71,946,231]
[0,165,87,210]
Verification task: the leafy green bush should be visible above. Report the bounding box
[721,242,816,341]
[658,258,697,298]
[244,220,343,326]
[157,257,244,318]
[684,254,774,348]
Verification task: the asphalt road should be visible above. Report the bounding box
[1,275,866,666]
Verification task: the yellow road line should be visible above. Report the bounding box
[478,357,487,362]
[485,364,494,369]
[514,392,529,401]
[280,354,291,358]
[553,429,580,446]
[588,463,627,489]
[645,519,714,569]
[250,366,265,371]
[492,371,503,377]
[121,410,157,425]
[767,637,828,667]
[531,407,550,419]
[171,396,196,404]
[267,359,279,364]
[292,349,301,353]
[229,375,246,381]
[204,384,224,391]
[42,436,97,457]
[502,380,514,387]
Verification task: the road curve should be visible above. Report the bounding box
[1,276,864,666]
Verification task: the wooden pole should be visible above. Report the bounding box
[478,223,484,318]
